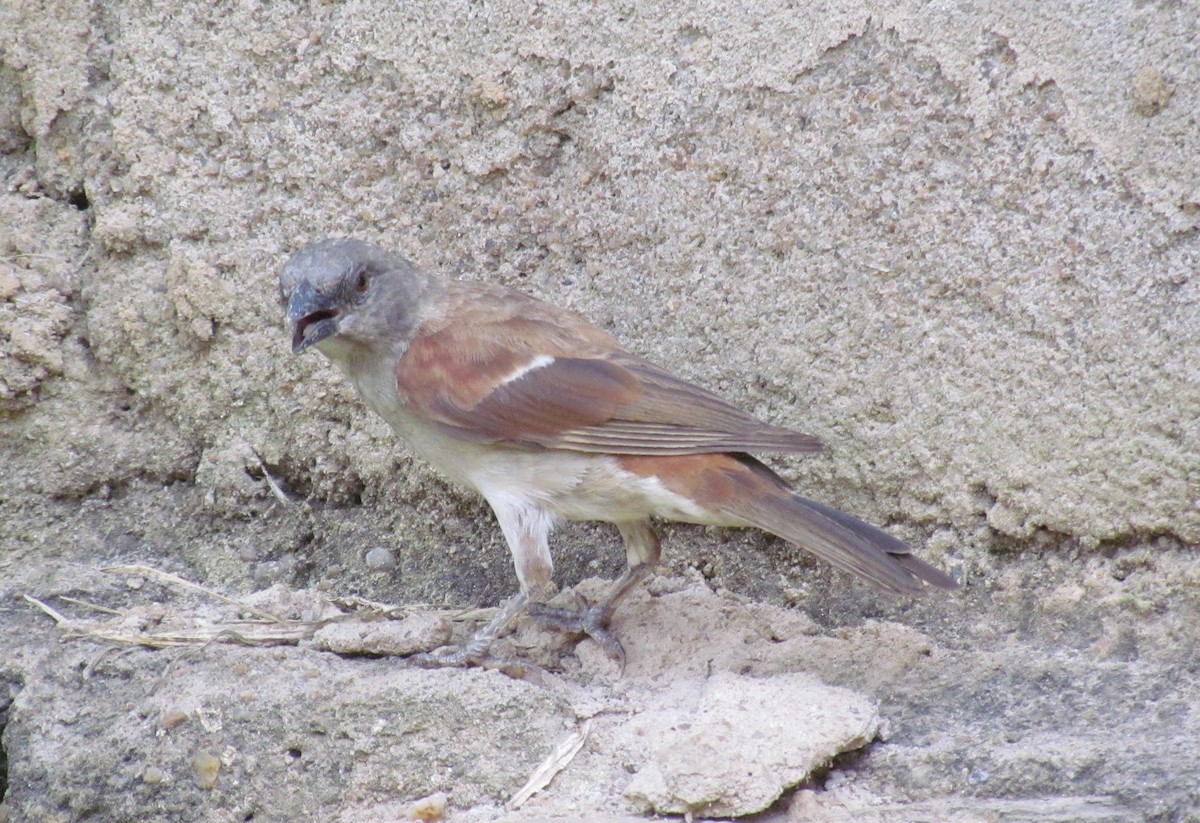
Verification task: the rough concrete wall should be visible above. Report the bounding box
[1,1,1197,821]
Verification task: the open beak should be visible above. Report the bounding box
[287,280,341,353]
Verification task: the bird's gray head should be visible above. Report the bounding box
[280,238,442,360]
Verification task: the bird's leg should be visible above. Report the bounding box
[414,498,556,670]
[527,563,652,667]
[528,521,660,669]
[411,590,530,668]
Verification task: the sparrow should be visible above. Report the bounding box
[280,238,957,667]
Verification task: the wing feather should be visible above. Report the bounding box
[395,281,822,455]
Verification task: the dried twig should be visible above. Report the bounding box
[22,593,318,648]
[59,596,126,616]
[23,594,72,625]
[245,444,292,505]
[506,720,592,810]
[103,564,287,623]
[25,566,497,657]
[327,595,498,625]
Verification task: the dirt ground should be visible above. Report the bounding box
[2,1,1198,821]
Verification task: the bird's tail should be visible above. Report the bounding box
[717,454,958,595]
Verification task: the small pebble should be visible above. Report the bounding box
[160,710,188,730]
[142,766,167,785]
[253,561,278,585]
[0,266,20,299]
[1131,65,1172,116]
[191,751,221,789]
[365,547,397,571]
[409,791,448,821]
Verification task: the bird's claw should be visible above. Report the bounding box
[409,645,480,668]
[527,599,627,671]
[409,645,544,681]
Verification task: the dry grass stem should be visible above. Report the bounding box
[506,720,592,810]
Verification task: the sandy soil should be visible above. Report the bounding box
[1,1,1198,820]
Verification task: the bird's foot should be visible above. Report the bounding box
[409,644,484,668]
[409,644,543,681]
[406,591,546,680]
[527,594,626,670]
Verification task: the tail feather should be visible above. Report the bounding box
[721,457,958,595]
[783,493,959,592]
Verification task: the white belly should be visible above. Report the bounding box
[339,352,728,527]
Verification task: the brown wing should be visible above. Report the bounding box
[395,281,823,455]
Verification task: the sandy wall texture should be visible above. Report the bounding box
[1,1,1197,821]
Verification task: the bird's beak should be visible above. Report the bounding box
[287,280,341,354]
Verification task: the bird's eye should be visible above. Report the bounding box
[354,269,369,294]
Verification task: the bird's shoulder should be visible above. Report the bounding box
[394,280,629,419]
[423,279,623,356]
